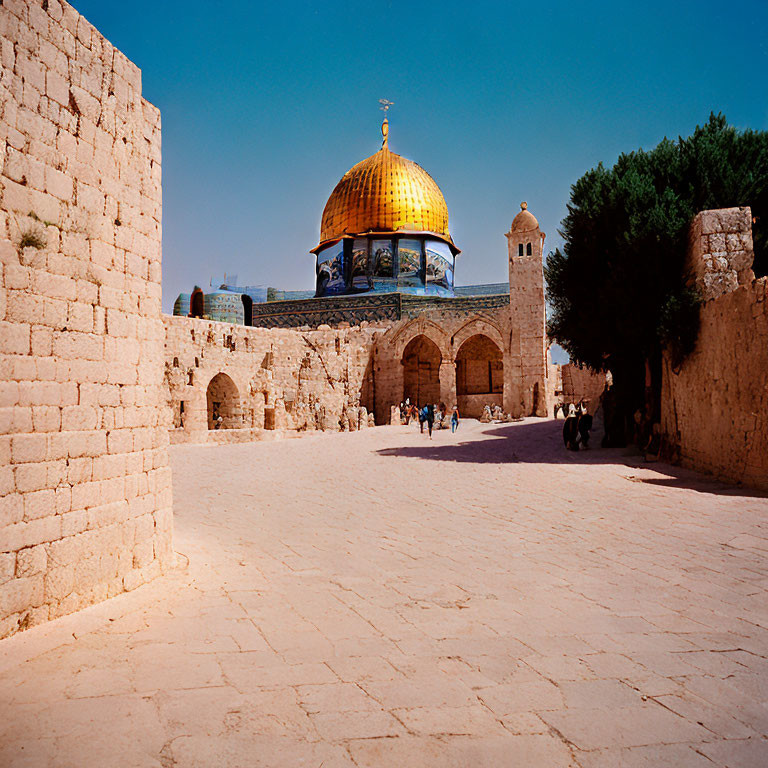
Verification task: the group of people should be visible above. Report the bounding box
[400,399,460,438]
[561,401,592,451]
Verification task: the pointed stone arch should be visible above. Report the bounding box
[451,316,506,356]
[455,333,504,417]
[389,316,451,361]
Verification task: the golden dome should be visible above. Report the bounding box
[316,121,455,252]
[510,201,539,232]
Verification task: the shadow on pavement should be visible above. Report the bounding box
[376,419,765,497]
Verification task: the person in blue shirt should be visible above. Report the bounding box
[424,403,435,438]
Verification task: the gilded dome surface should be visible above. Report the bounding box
[510,201,539,232]
[318,138,452,248]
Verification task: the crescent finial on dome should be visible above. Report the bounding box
[378,99,394,149]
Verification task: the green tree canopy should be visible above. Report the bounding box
[546,114,767,396]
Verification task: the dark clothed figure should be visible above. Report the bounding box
[425,404,435,438]
[562,405,580,451]
[578,412,593,448]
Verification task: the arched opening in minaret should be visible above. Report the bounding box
[206,373,240,430]
[402,335,441,406]
[456,334,503,417]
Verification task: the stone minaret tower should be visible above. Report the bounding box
[506,202,549,417]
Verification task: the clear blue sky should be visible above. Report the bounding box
[72,0,767,318]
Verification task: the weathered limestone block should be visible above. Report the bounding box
[687,207,755,301]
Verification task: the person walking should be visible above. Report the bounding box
[425,403,435,438]
[451,405,460,433]
[562,403,579,451]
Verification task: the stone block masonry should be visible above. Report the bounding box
[662,209,768,491]
[685,206,754,301]
[0,1,172,637]
[164,316,379,442]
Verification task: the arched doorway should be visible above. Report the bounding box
[456,334,503,417]
[402,335,441,406]
[207,373,240,429]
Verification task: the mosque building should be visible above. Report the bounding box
[173,117,514,327]
[168,117,553,424]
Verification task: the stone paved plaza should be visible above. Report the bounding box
[1,419,767,767]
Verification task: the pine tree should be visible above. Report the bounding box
[545,114,768,443]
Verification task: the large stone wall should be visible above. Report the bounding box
[165,299,554,433]
[0,1,172,637]
[661,208,768,491]
[164,316,379,441]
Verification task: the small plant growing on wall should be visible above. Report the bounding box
[17,229,47,254]
[29,211,61,229]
